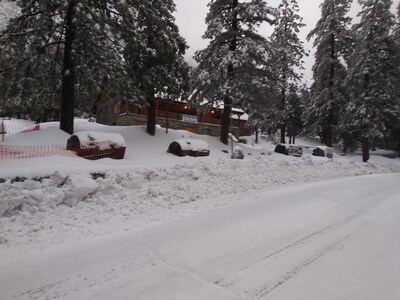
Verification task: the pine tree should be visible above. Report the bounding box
[393,2,400,153]
[307,0,353,148]
[286,88,305,144]
[191,0,274,145]
[125,0,189,136]
[346,0,399,162]
[0,0,143,133]
[247,83,276,144]
[0,1,18,32]
[396,2,400,40]
[269,0,306,144]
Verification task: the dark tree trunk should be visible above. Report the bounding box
[342,144,347,155]
[146,92,156,136]
[362,136,369,162]
[280,84,286,144]
[220,95,232,145]
[293,135,296,144]
[220,0,238,145]
[143,18,158,137]
[36,109,50,124]
[280,125,286,144]
[255,126,259,144]
[326,126,333,148]
[326,20,336,148]
[398,136,400,155]
[60,1,76,135]
[279,17,289,144]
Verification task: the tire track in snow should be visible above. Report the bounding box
[17,280,69,299]
[214,207,370,290]
[249,232,357,299]
[212,193,384,300]
[214,182,391,293]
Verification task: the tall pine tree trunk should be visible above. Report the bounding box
[255,125,259,144]
[397,133,400,155]
[220,0,238,145]
[326,126,333,148]
[60,0,76,135]
[143,18,157,137]
[146,90,156,136]
[280,126,286,144]
[280,23,288,145]
[326,29,336,148]
[362,136,369,162]
[221,95,232,145]
[280,86,286,144]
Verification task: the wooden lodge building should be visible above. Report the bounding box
[95,96,252,137]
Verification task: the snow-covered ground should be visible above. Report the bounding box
[0,119,399,299]
[1,174,399,300]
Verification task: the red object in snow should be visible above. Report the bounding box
[22,124,41,132]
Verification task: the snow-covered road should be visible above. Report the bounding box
[0,173,399,300]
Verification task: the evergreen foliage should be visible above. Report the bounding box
[1,0,399,157]
[393,2,400,153]
[191,0,274,144]
[396,2,400,37]
[286,87,305,144]
[306,0,353,147]
[125,0,189,136]
[0,1,143,133]
[268,0,306,143]
[345,0,400,161]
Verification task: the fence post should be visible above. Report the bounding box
[0,121,6,142]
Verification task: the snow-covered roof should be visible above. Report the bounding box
[199,100,249,120]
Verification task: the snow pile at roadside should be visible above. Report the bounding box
[1,119,399,250]
[1,154,399,249]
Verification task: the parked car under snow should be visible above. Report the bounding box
[274,144,303,157]
[67,131,126,160]
[167,139,210,157]
[312,146,333,158]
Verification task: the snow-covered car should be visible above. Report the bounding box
[312,146,333,158]
[287,145,303,157]
[274,144,303,157]
[67,131,126,160]
[167,139,210,157]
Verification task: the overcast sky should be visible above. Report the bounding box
[174,0,400,83]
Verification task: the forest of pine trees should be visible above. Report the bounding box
[0,0,399,160]
[0,0,189,134]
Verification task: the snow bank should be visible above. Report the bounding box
[1,154,399,249]
[1,120,399,251]
[0,172,98,216]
